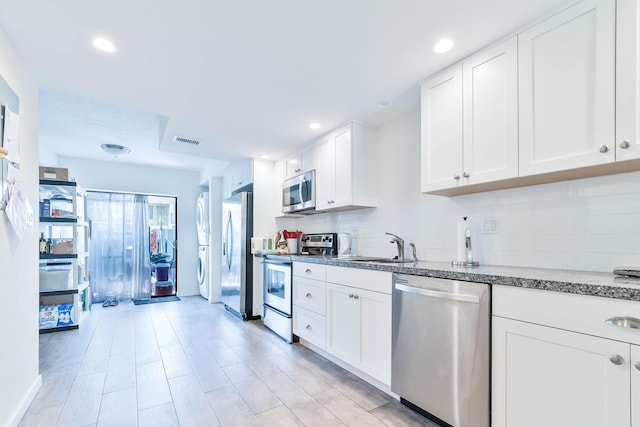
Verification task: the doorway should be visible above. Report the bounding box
[87,191,178,303]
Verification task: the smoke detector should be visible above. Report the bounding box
[101,144,131,157]
[173,136,201,145]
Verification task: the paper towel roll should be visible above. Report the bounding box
[456,218,469,262]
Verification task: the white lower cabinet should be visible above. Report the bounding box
[493,317,630,427]
[326,270,392,385]
[292,263,327,349]
[492,285,640,427]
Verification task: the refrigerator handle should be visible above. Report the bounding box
[227,212,232,270]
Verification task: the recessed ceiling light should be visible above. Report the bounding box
[260,154,270,159]
[92,37,116,53]
[309,122,321,130]
[433,39,454,54]
[101,144,130,157]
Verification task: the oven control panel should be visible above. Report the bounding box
[300,233,337,255]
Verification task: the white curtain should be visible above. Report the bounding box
[87,192,151,302]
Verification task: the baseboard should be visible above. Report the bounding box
[299,339,398,399]
[8,374,42,427]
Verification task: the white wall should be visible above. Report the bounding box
[297,110,640,273]
[58,156,202,295]
[0,26,42,427]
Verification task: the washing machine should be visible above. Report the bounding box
[198,245,209,299]
[196,192,209,246]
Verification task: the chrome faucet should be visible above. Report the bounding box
[385,232,405,261]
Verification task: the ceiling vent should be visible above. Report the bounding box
[173,135,201,145]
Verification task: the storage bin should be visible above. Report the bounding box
[40,263,73,291]
[50,197,74,218]
[52,241,73,254]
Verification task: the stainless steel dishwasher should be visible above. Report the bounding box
[391,274,490,427]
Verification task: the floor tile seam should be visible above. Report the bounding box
[229,377,286,417]
[91,364,109,427]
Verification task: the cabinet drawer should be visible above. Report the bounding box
[493,285,640,345]
[326,266,392,294]
[293,277,326,315]
[293,306,326,349]
[293,262,326,281]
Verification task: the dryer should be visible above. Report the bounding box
[196,192,209,246]
[198,245,209,299]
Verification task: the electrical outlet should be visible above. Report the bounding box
[481,217,499,234]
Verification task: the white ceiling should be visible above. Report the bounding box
[0,0,571,174]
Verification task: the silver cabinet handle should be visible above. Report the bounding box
[453,174,460,180]
[305,292,312,298]
[635,362,640,371]
[305,324,312,330]
[463,172,470,178]
[620,140,631,149]
[305,268,311,273]
[610,354,624,365]
[353,294,359,300]
[600,145,609,153]
[605,316,640,329]
[348,293,354,298]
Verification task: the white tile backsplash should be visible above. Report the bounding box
[295,110,640,272]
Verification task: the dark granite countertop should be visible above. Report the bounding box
[269,254,640,302]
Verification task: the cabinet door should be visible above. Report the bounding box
[492,316,630,427]
[326,283,359,365]
[332,127,352,208]
[463,37,518,185]
[299,146,317,174]
[421,64,463,192]
[616,0,640,162]
[316,136,335,211]
[358,289,391,385]
[633,344,640,427]
[518,0,616,176]
[285,155,300,178]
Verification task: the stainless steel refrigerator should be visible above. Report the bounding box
[221,191,253,320]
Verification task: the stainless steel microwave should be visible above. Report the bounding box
[282,170,315,214]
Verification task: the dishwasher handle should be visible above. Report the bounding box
[394,282,482,304]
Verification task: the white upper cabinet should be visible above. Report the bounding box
[463,37,518,185]
[421,37,518,193]
[315,122,378,212]
[421,64,463,192]
[223,158,253,198]
[284,145,317,179]
[616,0,640,162]
[518,0,616,176]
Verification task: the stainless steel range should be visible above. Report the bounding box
[263,258,294,343]
[300,233,337,256]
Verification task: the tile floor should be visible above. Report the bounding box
[20,296,434,427]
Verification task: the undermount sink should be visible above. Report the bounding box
[345,257,416,264]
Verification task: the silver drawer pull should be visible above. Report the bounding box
[353,294,359,299]
[610,354,624,365]
[305,292,312,298]
[635,362,640,371]
[305,324,312,330]
[305,268,312,273]
[605,317,640,329]
[348,293,354,298]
